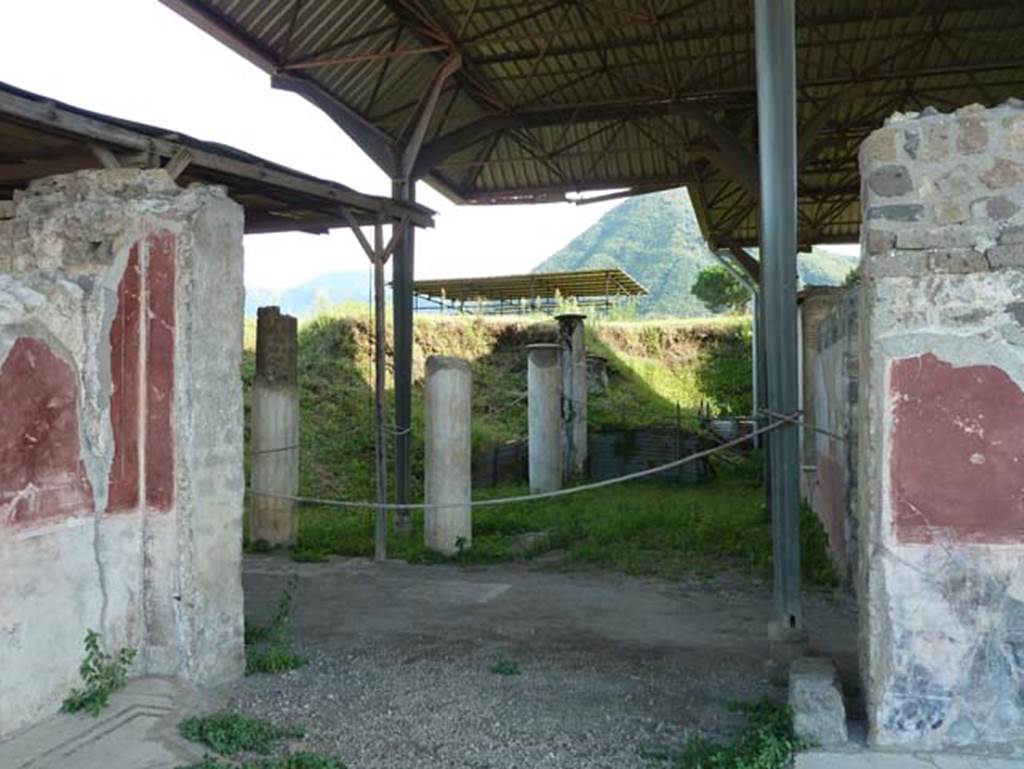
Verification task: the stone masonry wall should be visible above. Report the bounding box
[859,102,1024,750]
[807,288,859,583]
[0,170,245,737]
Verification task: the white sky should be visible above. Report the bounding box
[1,0,623,291]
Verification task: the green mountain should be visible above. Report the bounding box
[245,270,371,317]
[533,189,858,317]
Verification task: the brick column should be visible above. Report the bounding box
[859,103,1024,749]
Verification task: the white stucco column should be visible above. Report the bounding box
[424,355,472,554]
[527,343,563,492]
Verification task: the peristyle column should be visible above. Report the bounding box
[423,355,472,554]
[527,343,563,492]
[250,306,299,546]
[555,313,587,481]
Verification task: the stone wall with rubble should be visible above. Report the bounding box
[805,288,859,583]
[859,102,1024,751]
[0,170,245,737]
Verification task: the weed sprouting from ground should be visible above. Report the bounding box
[178,711,346,768]
[179,754,347,769]
[489,656,521,676]
[179,712,304,755]
[61,629,137,716]
[245,577,307,675]
[669,701,803,769]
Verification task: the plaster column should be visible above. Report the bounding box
[527,343,562,492]
[424,355,472,555]
[555,313,587,481]
[250,306,299,546]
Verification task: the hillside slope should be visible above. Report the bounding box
[535,189,858,316]
[243,311,752,502]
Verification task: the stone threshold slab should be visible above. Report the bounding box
[0,677,209,769]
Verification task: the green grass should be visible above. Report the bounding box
[242,310,754,511]
[670,701,804,769]
[242,308,841,589]
[291,457,838,588]
[179,712,304,755]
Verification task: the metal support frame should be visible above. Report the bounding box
[391,177,415,526]
[713,248,760,447]
[392,55,462,521]
[372,220,389,562]
[344,210,409,562]
[754,0,803,635]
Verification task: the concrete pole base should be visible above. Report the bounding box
[765,620,811,682]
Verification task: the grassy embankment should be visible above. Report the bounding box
[243,307,837,587]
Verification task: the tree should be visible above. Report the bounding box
[691,265,750,314]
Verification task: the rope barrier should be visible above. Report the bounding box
[249,414,792,512]
[759,408,850,444]
[252,444,300,456]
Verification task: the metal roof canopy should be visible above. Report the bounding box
[0,80,433,233]
[160,0,1024,248]
[413,267,647,302]
[162,0,833,632]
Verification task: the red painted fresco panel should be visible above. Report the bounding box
[107,246,142,512]
[145,230,175,510]
[891,353,1024,544]
[817,445,847,568]
[0,337,94,526]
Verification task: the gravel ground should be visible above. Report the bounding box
[219,556,856,769]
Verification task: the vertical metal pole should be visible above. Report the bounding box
[755,0,802,633]
[751,292,761,449]
[392,179,414,531]
[373,220,388,562]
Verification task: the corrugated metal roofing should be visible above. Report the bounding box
[413,267,647,301]
[0,80,433,232]
[163,0,1024,247]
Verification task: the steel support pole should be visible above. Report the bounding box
[751,292,761,449]
[754,0,803,634]
[392,178,415,531]
[373,223,388,562]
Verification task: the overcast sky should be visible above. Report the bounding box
[2,0,628,291]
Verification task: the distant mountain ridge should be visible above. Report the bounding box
[245,270,372,317]
[244,189,858,318]
[533,189,858,317]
